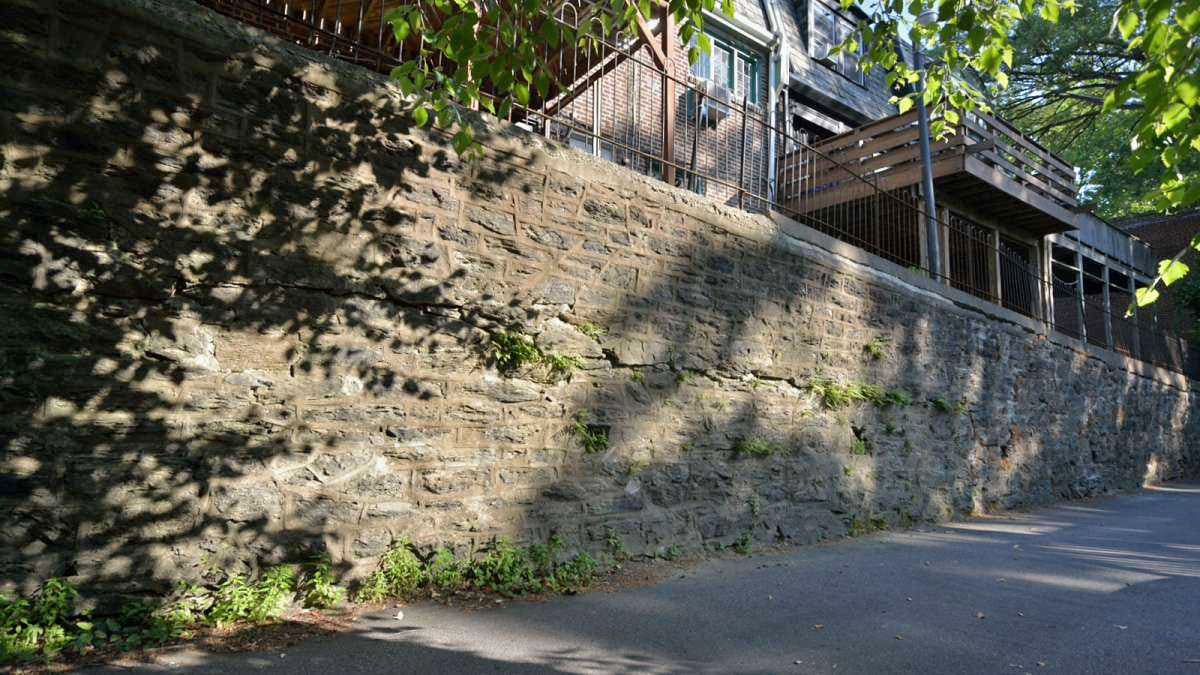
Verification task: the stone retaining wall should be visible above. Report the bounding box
[1,0,1196,595]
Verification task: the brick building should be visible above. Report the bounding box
[1119,209,1200,338]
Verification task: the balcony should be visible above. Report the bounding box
[782,110,1080,237]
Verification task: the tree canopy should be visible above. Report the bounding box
[836,0,1200,308]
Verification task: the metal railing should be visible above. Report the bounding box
[193,0,1199,378]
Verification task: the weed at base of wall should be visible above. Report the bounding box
[0,559,346,666]
[355,536,600,602]
[732,532,753,555]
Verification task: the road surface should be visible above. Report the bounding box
[99,483,1200,674]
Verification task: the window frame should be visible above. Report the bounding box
[808,0,865,87]
[689,33,761,106]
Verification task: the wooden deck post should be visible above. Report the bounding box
[1129,276,1142,359]
[1102,265,1114,349]
[1074,250,1087,343]
[1039,240,1052,327]
[991,228,1002,304]
[661,6,676,186]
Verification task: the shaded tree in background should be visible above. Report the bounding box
[996,0,1200,220]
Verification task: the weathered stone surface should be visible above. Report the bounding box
[0,0,1196,598]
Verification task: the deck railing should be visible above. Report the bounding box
[193,0,1199,379]
[799,110,1079,218]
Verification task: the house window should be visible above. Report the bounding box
[690,35,760,105]
[810,0,864,85]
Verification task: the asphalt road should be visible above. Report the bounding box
[101,483,1200,674]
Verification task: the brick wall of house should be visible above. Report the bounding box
[1121,211,1200,336]
[552,22,773,211]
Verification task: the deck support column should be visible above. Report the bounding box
[661,7,676,187]
[914,47,942,283]
[1074,250,1087,343]
[1102,265,1114,350]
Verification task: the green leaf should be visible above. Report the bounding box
[452,129,474,155]
[1102,81,1132,113]
[897,95,914,114]
[1135,285,1161,307]
[1115,7,1140,40]
[392,17,411,43]
[1158,258,1190,286]
[979,45,1002,74]
[412,107,429,127]
[513,83,531,106]
[1160,102,1191,134]
[1040,0,1060,22]
[1178,78,1200,107]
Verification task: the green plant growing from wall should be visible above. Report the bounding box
[426,548,466,592]
[78,201,109,228]
[630,370,645,384]
[299,558,345,609]
[846,516,889,537]
[213,565,308,627]
[604,527,627,562]
[806,378,911,410]
[880,389,912,407]
[355,537,425,603]
[850,437,871,456]
[675,370,697,385]
[488,330,583,382]
[488,331,543,374]
[930,397,969,415]
[468,539,540,596]
[354,536,601,602]
[0,559,356,665]
[570,412,609,454]
[732,532,753,555]
[578,322,607,341]
[863,336,892,360]
[732,437,783,458]
[546,551,599,594]
[626,459,650,476]
[542,353,584,382]
[3,539,600,667]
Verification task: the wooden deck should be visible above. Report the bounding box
[780,111,1079,236]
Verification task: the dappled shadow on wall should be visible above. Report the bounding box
[0,0,1196,602]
